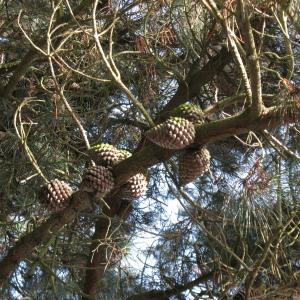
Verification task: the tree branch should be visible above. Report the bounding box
[263,129,300,160]
[280,0,300,34]
[237,0,263,117]
[0,191,93,288]
[158,47,232,120]
[126,272,214,300]
[82,196,123,299]
[0,0,99,98]
[0,100,298,289]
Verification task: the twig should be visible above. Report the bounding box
[237,0,263,117]
[13,99,49,183]
[48,56,91,150]
[263,130,300,160]
[201,0,253,106]
[92,0,155,127]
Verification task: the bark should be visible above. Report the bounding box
[82,196,123,299]
[0,101,298,290]
[82,218,110,298]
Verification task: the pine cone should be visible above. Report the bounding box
[89,144,122,167]
[145,117,195,149]
[179,148,211,186]
[80,165,114,197]
[40,179,73,211]
[172,103,204,123]
[117,173,148,201]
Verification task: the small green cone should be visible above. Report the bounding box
[89,144,122,167]
[172,103,204,123]
[118,149,132,160]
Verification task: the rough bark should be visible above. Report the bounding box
[82,196,123,299]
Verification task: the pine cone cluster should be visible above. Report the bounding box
[179,148,211,186]
[88,144,148,202]
[40,179,73,211]
[117,173,148,201]
[172,103,204,123]
[145,117,195,149]
[80,165,114,197]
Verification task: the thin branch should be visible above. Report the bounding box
[0,0,94,98]
[262,130,300,160]
[92,0,155,127]
[126,272,214,300]
[237,0,263,117]
[275,7,295,80]
[48,57,91,150]
[203,94,274,115]
[13,99,49,183]
[201,0,253,106]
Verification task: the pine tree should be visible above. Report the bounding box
[0,1,300,299]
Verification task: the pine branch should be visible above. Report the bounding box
[158,47,232,120]
[0,101,298,289]
[237,0,263,117]
[0,191,93,288]
[126,272,214,300]
[0,0,100,98]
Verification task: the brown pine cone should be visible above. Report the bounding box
[80,165,114,197]
[116,173,148,201]
[145,117,195,149]
[40,179,73,211]
[179,148,211,186]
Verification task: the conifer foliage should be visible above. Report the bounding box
[0,0,299,299]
